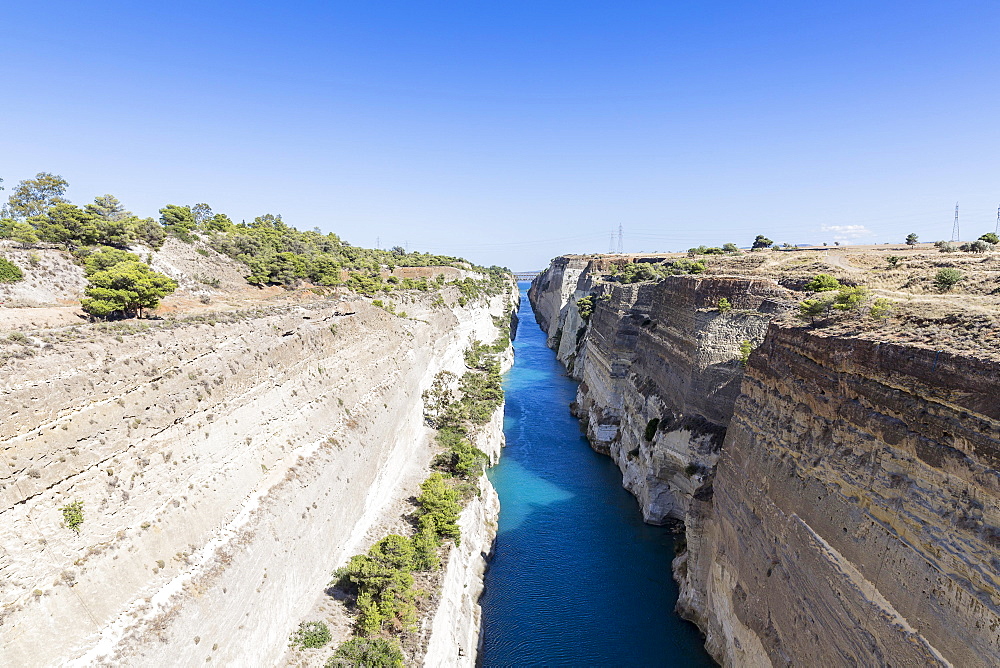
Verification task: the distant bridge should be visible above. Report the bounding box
[512,271,542,282]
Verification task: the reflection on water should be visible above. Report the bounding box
[480,283,714,667]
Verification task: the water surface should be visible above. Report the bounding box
[481,284,714,667]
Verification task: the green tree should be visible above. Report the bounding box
[11,221,40,247]
[134,217,167,249]
[798,298,830,323]
[29,203,101,247]
[82,247,142,276]
[722,242,741,254]
[804,274,842,292]
[979,232,999,245]
[751,234,773,249]
[717,297,732,313]
[159,205,196,240]
[191,203,213,228]
[7,172,69,219]
[869,297,893,320]
[0,258,24,283]
[417,473,462,544]
[81,261,178,318]
[905,233,919,246]
[831,285,869,310]
[205,213,235,232]
[933,268,963,292]
[85,194,132,222]
[327,638,404,668]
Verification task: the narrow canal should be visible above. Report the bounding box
[480,284,714,667]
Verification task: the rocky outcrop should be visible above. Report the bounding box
[531,255,1000,666]
[0,287,512,667]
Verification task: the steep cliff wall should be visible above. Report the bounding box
[679,325,1000,666]
[0,287,511,666]
[531,254,1000,666]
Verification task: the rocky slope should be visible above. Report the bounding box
[0,277,513,666]
[531,252,1000,666]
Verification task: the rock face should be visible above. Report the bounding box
[530,255,1000,666]
[0,289,511,667]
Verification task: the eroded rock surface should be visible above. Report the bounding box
[530,254,1000,666]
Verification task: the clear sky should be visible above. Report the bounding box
[3,1,999,269]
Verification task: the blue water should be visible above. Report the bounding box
[480,284,714,667]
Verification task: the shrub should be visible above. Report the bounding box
[417,473,462,544]
[0,258,24,283]
[60,500,84,533]
[869,297,893,320]
[333,535,421,635]
[980,233,1000,245]
[886,256,902,268]
[644,418,660,441]
[798,298,830,322]
[716,297,732,313]
[288,621,331,649]
[326,638,404,667]
[738,340,754,367]
[803,274,841,292]
[831,286,869,311]
[576,296,595,319]
[938,242,959,253]
[934,268,963,291]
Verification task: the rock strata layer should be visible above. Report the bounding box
[1,289,511,667]
[531,255,1000,667]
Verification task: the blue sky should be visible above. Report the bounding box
[3,1,999,269]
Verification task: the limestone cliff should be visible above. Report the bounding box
[0,286,512,666]
[531,254,1000,666]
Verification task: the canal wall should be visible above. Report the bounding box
[0,282,513,667]
[529,255,1000,666]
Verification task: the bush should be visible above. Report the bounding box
[869,297,893,320]
[716,297,732,313]
[576,296,595,319]
[333,535,422,636]
[60,500,84,533]
[738,340,754,367]
[288,621,331,649]
[980,233,1000,245]
[417,473,462,544]
[644,418,660,441]
[804,274,841,292]
[886,256,902,268]
[0,258,24,283]
[938,242,959,253]
[326,638,404,667]
[934,268,963,291]
[831,286,869,311]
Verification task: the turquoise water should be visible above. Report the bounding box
[480,284,715,667]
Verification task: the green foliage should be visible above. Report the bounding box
[751,234,773,249]
[576,295,595,319]
[831,285,869,311]
[432,428,489,479]
[934,267,963,291]
[412,516,441,571]
[687,245,726,255]
[738,340,754,367]
[886,256,902,268]
[613,262,664,283]
[979,233,999,245]
[159,204,197,241]
[905,233,919,245]
[7,172,69,219]
[722,242,741,254]
[11,221,39,246]
[961,240,991,253]
[60,500,84,533]
[869,297,893,320]
[81,261,179,318]
[82,247,142,276]
[289,621,332,649]
[333,534,426,636]
[417,473,462,544]
[798,298,830,321]
[0,258,24,283]
[803,274,842,292]
[716,297,732,313]
[327,638,404,667]
[665,258,706,275]
[644,418,660,441]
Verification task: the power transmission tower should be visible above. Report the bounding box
[951,203,960,242]
[995,205,999,235]
[609,227,616,254]
[376,236,380,250]
[617,224,623,254]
